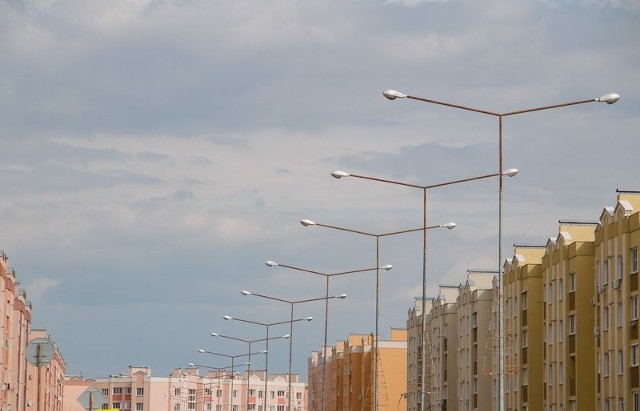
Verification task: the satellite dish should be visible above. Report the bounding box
[26,338,55,366]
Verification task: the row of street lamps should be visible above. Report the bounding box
[193,87,619,411]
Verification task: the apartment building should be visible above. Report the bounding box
[594,190,640,410]
[64,365,307,411]
[456,270,494,411]
[407,298,434,411]
[428,285,459,411]
[307,329,407,411]
[503,245,545,411]
[1,252,66,411]
[542,221,596,411]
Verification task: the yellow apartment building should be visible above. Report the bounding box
[542,221,596,411]
[456,270,495,411]
[594,190,640,410]
[307,329,407,411]
[503,245,545,411]
[429,285,459,411]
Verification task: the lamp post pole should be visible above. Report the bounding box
[210,333,290,411]
[197,350,263,411]
[331,169,517,411]
[223,315,313,411]
[382,88,620,411]
[240,290,347,411]
[265,262,391,411]
[300,219,456,410]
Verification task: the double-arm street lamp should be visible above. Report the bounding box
[197,349,266,411]
[265,261,391,411]
[331,169,517,411]
[210,332,290,410]
[300,219,456,410]
[223,315,312,411]
[382,88,619,411]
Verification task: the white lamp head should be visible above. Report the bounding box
[442,222,457,230]
[241,290,252,296]
[210,332,219,337]
[382,89,407,100]
[305,316,313,321]
[265,260,279,267]
[300,219,316,227]
[337,293,347,299]
[188,363,196,366]
[331,170,350,179]
[503,168,519,177]
[597,92,620,104]
[380,265,393,271]
[223,315,232,320]
[282,334,291,339]
[198,349,205,353]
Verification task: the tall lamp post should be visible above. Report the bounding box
[210,332,290,410]
[223,315,313,411]
[382,88,619,411]
[331,169,517,411]
[265,261,391,411]
[241,290,347,411]
[197,349,265,411]
[299,219,456,410]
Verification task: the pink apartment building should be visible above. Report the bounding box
[1,251,66,411]
[64,366,308,411]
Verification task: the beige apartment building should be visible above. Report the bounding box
[406,298,434,411]
[594,190,640,410]
[542,221,596,411]
[307,329,407,411]
[456,270,494,411]
[428,285,459,411]
[65,365,307,411]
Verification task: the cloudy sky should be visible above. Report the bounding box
[1,0,638,379]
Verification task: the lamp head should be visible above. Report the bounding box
[210,332,219,337]
[442,222,457,230]
[300,219,316,227]
[597,92,620,104]
[380,264,393,271]
[330,170,350,179]
[198,349,205,353]
[503,168,518,177]
[188,363,196,366]
[337,293,347,299]
[265,260,279,267]
[282,334,291,339]
[241,290,252,296]
[260,350,268,354]
[223,315,232,321]
[305,316,313,321]
[382,89,407,100]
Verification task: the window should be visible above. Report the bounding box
[249,389,256,396]
[558,320,564,342]
[618,256,625,280]
[216,389,222,398]
[113,387,123,394]
[522,291,528,309]
[604,352,610,376]
[174,388,181,396]
[618,350,624,374]
[248,406,256,411]
[522,330,528,347]
[174,404,181,411]
[633,296,639,321]
[569,272,576,292]
[204,388,211,396]
[113,403,121,410]
[604,260,610,284]
[604,307,610,330]
[232,406,238,411]
[136,404,143,411]
[125,387,132,394]
[136,387,144,396]
[558,279,564,300]
[559,362,564,384]
[620,398,626,411]
[124,402,131,409]
[522,368,528,385]
[277,406,285,411]
[569,315,576,335]
[634,392,640,411]
[258,391,263,398]
[296,392,302,400]
[618,303,624,327]
[270,391,275,399]
[277,390,285,397]
[632,247,638,273]
[233,390,238,398]
[632,344,639,366]
[102,388,109,396]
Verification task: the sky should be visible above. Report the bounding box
[1,0,639,380]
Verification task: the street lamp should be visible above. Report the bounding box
[223,315,312,411]
[241,290,347,411]
[300,219,455,410]
[331,169,516,411]
[210,332,290,410]
[265,261,391,411]
[198,349,266,411]
[382,88,619,411]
